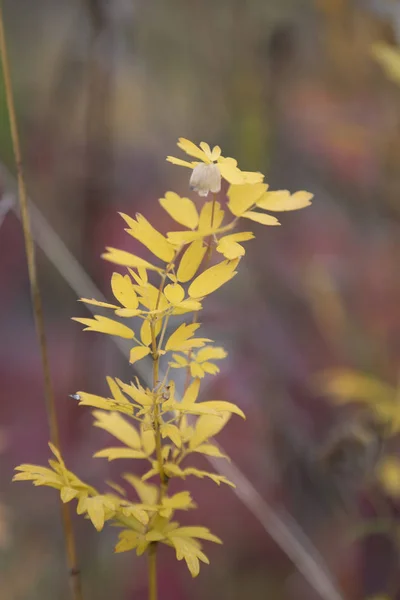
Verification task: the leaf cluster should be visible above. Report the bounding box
[14,138,312,577]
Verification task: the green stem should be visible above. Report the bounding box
[148,543,158,600]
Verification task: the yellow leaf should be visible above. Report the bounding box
[107,377,130,405]
[177,137,209,161]
[169,537,201,576]
[218,232,254,244]
[217,157,244,184]
[93,411,142,448]
[160,192,199,229]
[198,200,224,230]
[166,156,195,168]
[161,424,182,448]
[164,283,185,304]
[241,211,280,226]
[196,346,227,362]
[171,526,222,543]
[171,354,188,367]
[60,486,78,503]
[144,318,162,344]
[216,231,254,259]
[378,456,400,497]
[111,273,139,308]
[85,496,105,531]
[77,392,133,415]
[140,320,152,346]
[215,240,241,260]
[161,492,195,512]
[164,463,185,478]
[165,323,199,351]
[106,480,126,496]
[227,183,267,216]
[135,283,169,312]
[197,401,245,419]
[116,379,153,406]
[181,468,235,487]
[201,362,220,375]
[188,259,238,298]
[190,362,205,378]
[190,413,231,449]
[94,448,147,461]
[218,157,263,185]
[315,370,396,405]
[192,444,229,460]
[115,309,143,318]
[240,170,265,184]
[172,299,203,315]
[146,530,166,541]
[79,298,118,309]
[141,467,159,482]
[171,402,217,416]
[123,474,158,505]
[72,315,134,339]
[182,378,200,405]
[176,240,207,283]
[13,465,62,487]
[120,213,175,262]
[141,422,156,456]
[256,190,313,212]
[101,247,161,271]
[129,346,151,364]
[76,494,88,515]
[372,43,400,85]
[121,505,149,525]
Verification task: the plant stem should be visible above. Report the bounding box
[148,543,158,600]
[0,5,83,600]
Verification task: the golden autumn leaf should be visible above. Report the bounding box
[111,272,139,308]
[188,259,239,298]
[72,316,134,339]
[227,183,267,216]
[102,247,161,271]
[176,241,207,283]
[129,346,151,364]
[92,411,142,449]
[160,192,199,229]
[120,212,175,262]
[256,190,313,212]
[241,211,280,226]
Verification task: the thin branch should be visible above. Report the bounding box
[0,6,83,600]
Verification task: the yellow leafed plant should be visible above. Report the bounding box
[13,138,312,598]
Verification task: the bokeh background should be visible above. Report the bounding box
[1,0,400,599]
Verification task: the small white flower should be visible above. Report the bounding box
[189,163,221,197]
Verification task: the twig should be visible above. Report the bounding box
[0,6,83,600]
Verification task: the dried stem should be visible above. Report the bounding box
[0,5,83,600]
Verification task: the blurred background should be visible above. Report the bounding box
[1,0,400,598]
